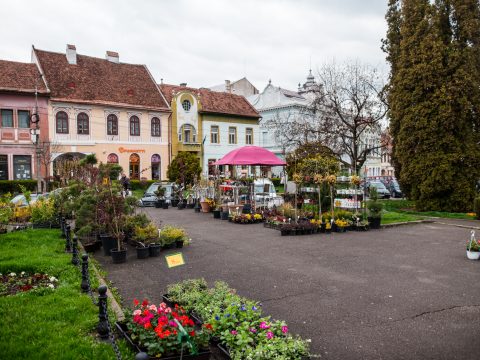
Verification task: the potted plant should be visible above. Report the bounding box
[119,299,212,359]
[467,231,480,260]
[154,187,166,208]
[133,222,159,259]
[124,213,150,244]
[334,218,349,232]
[212,202,221,219]
[367,187,383,229]
[160,225,189,249]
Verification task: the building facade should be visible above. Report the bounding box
[0,60,49,182]
[33,45,170,180]
[160,84,260,178]
[209,77,259,97]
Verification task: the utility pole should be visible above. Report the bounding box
[31,74,42,194]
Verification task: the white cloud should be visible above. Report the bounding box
[0,0,388,91]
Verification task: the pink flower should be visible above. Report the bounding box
[231,330,238,335]
[266,331,274,339]
[169,320,178,327]
[133,309,141,316]
[281,325,288,334]
[149,305,157,312]
[259,321,270,330]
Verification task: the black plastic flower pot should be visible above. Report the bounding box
[111,248,127,264]
[213,210,221,219]
[368,217,381,229]
[177,202,186,210]
[162,242,175,250]
[162,202,169,209]
[175,240,184,248]
[136,246,150,259]
[221,211,229,220]
[149,244,162,257]
[171,200,179,207]
[100,235,117,256]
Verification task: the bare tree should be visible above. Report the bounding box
[267,61,388,175]
[37,141,64,190]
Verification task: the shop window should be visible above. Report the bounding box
[13,155,31,180]
[0,155,8,180]
[129,153,140,180]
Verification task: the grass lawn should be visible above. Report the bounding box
[132,188,144,199]
[0,229,132,360]
[380,199,477,220]
[381,211,423,225]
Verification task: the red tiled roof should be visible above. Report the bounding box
[34,48,169,110]
[0,60,48,94]
[160,84,260,119]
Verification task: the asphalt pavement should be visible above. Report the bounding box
[94,208,480,360]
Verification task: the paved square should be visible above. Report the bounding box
[95,209,480,360]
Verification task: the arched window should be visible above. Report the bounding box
[178,124,197,143]
[56,111,69,134]
[77,112,89,134]
[129,153,140,180]
[151,154,161,180]
[151,117,161,137]
[107,114,118,135]
[107,153,119,163]
[182,100,191,111]
[129,115,140,136]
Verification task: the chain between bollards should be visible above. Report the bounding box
[97,285,122,360]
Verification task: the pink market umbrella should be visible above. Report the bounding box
[214,146,286,166]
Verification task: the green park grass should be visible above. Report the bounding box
[0,229,132,360]
[380,199,477,220]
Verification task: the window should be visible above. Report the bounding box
[56,111,69,134]
[18,110,30,128]
[130,115,140,136]
[107,114,118,135]
[151,117,161,137]
[13,155,31,180]
[211,125,219,144]
[1,109,13,127]
[182,100,191,111]
[77,112,89,134]
[184,124,191,143]
[107,153,118,163]
[228,127,237,144]
[262,131,268,145]
[245,128,253,145]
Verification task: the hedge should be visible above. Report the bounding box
[0,180,38,194]
[128,180,157,190]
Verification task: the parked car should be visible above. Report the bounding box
[366,180,391,199]
[139,182,175,207]
[387,179,403,198]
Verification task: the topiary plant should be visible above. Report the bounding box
[367,187,383,219]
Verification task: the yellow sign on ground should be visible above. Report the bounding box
[165,253,185,268]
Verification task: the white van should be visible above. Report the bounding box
[253,178,284,208]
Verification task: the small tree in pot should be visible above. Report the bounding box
[154,187,166,208]
[367,187,383,229]
[133,222,159,258]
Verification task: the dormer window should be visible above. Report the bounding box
[182,100,191,111]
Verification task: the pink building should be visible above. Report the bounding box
[0,60,49,181]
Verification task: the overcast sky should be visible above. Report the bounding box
[0,0,389,92]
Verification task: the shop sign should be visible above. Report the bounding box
[118,147,145,153]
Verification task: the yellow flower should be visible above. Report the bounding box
[326,175,337,185]
[350,175,361,186]
[292,173,302,183]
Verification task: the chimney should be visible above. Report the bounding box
[180,83,187,87]
[225,80,231,93]
[66,44,77,65]
[106,51,119,63]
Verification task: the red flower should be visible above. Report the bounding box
[144,322,152,329]
[204,323,213,331]
[142,299,149,307]
[189,330,195,337]
[133,299,139,306]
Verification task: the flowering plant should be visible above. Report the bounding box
[204,198,215,208]
[126,299,211,357]
[292,173,302,184]
[253,213,263,220]
[326,174,337,185]
[350,175,361,186]
[335,219,350,228]
[0,271,58,296]
[467,238,480,252]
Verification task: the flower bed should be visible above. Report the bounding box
[0,271,58,296]
[230,213,263,224]
[164,279,310,359]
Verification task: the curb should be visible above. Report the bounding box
[432,221,480,231]
[381,219,435,228]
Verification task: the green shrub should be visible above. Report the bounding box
[367,188,383,218]
[30,198,56,224]
[160,225,188,245]
[0,180,37,194]
[128,180,156,190]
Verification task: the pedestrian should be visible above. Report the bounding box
[120,173,130,196]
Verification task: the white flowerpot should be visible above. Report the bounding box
[466,250,480,260]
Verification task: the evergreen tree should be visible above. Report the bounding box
[383,0,480,211]
[167,152,202,186]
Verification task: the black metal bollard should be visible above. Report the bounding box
[97,285,109,339]
[135,352,149,360]
[60,217,66,238]
[65,224,72,253]
[81,254,90,293]
[71,235,79,265]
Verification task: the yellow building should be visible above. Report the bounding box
[160,83,260,177]
[33,45,170,180]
